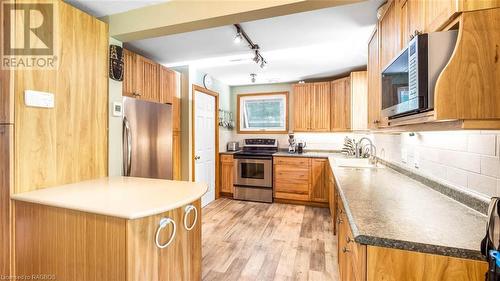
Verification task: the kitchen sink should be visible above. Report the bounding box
[333,158,383,169]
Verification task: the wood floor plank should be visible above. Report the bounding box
[202,198,339,281]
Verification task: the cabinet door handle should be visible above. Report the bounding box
[342,247,350,253]
[155,217,176,249]
[337,217,343,224]
[183,205,198,231]
[346,236,353,243]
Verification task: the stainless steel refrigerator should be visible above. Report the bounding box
[122,97,172,179]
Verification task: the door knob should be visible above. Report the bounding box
[194,155,201,160]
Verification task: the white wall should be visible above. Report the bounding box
[372,130,500,199]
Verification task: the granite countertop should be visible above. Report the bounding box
[12,176,208,219]
[273,150,340,158]
[328,156,487,261]
[220,150,240,155]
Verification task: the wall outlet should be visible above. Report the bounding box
[414,150,420,169]
[24,90,54,108]
[401,148,408,164]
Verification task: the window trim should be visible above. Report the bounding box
[236,92,289,134]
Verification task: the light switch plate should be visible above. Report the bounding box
[401,148,408,164]
[414,150,420,169]
[24,90,54,108]
[112,102,122,117]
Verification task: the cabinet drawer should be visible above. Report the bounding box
[274,166,309,182]
[273,157,310,166]
[220,154,234,163]
[274,180,309,194]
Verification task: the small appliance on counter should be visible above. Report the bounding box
[288,133,296,153]
[226,141,240,152]
[482,197,500,280]
[297,141,306,154]
[233,138,278,203]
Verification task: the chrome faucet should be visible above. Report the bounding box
[356,137,377,165]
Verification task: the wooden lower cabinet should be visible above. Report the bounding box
[336,195,487,281]
[220,154,234,194]
[274,157,311,201]
[311,159,329,203]
[327,165,336,235]
[273,156,330,204]
[367,246,487,281]
[337,199,366,281]
[14,200,202,281]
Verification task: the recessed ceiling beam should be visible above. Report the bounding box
[107,0,364,42]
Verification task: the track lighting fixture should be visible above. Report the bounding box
[234,24,268,69]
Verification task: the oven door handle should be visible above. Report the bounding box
[233,155,273,160]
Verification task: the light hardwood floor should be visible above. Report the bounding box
[202,198,339,281]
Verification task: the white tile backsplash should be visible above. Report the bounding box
[468,134,497,156]
[372,131,500,199]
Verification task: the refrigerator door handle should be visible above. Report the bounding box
[123,116,132,176]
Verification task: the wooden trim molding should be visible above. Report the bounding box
[191,85,220,198]
[236,91,289,134]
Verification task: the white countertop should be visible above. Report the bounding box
[11,176,208,219]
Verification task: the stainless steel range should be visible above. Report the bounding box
[233,138,278,203]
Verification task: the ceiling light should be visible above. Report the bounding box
[234,32,242,44]
[250,73,257,83]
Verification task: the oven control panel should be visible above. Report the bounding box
[244,138,277,147]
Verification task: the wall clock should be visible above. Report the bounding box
[203,74,213,90]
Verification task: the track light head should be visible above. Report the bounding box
[260,60,267,69]
[234,32,242,44]
[253,51,261,63]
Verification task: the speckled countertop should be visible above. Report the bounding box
[328,156,487,261]
[273,150,339,158]
[220,150,241,155]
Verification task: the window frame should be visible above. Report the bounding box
[236,92,289,134]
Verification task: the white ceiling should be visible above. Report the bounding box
[65,0,168,17]
[68,0,383,86]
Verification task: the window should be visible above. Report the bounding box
[237,92,289,133]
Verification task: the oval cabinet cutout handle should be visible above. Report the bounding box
[155,217,176,249]
[183,204,198,231]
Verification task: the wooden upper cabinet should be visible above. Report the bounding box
[293,84,312,131]
[379,0,399,70]
[424,0,458,32]
[367,28,381,129]
[350,71,368,131]
[331,78,351,131]
[398,0,409,50]
[159,66,175,104]
[123,49,137,98]
[311,82,331,131]
[0,125,11,276]
[136,56,159,102]
[311,159,328,203]
[0,69,11,124]
[407,0,426,37]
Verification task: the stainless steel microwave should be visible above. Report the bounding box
[381,30,458,119]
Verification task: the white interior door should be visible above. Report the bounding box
[194,90,216,207]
